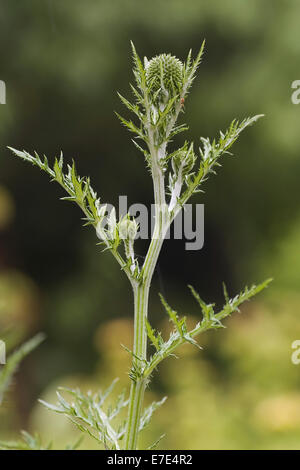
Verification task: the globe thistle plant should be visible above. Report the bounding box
[5,41,271,450]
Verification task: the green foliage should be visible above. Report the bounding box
[188,278,272,329]
[177,115,263,209]
[140,398,167,450]
[117,41,205,158]
[7,148,101,227]
[0,431,82,450]
[7,41,269,450]
[144,279,272,378]
[0,333,45,405]
[0,431,51,450]
[117,44,263,218]
[7,147,139,283]
[39,378,167,450]
[124,280,272,386]
[39,379,128,450]
[139,396,167,433]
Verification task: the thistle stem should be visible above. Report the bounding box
[125,229,167,449]
[124,282,149,450]
[125,143,168,449]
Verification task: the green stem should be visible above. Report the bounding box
[125,145,168,449]
[124,281,149,450]
[124,227,167,449]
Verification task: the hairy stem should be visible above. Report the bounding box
[125,131,169,449]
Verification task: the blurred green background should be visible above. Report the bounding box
[1,0,300,449]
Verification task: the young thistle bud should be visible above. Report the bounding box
[95,204,108,240]
[169,143,196,213]
[171,143,196,178]
[119,217,138,273]
[119,217,138,241]
[107,207,117,240]
[146,54,183,104]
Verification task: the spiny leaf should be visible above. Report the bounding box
[53,156,63,184]
[115,112,145,139]
[0,431,52,450]
[117,92,141,117]
[159,293,182,331]
[188,285,215,322]
[185,39,206,86]
[146,320,161,351]
[0,333,45,404]
[223,282,229,303]
[39,379,127,450]
[179,114,264,207]
[216,278,273,321]
[131,139,151,164]
[0,431,82,451]
[147,433,166,450]
[8,147,101,224]
[139,397,167,432]
[130,41,146,92]
[144,279,271,378]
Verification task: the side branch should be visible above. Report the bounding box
[143,278,272,378]
[8,147,135,283]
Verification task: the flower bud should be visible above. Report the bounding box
[146,54,183,102]
[119,218,138,240]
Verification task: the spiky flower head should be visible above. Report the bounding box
[145,53,183,102]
